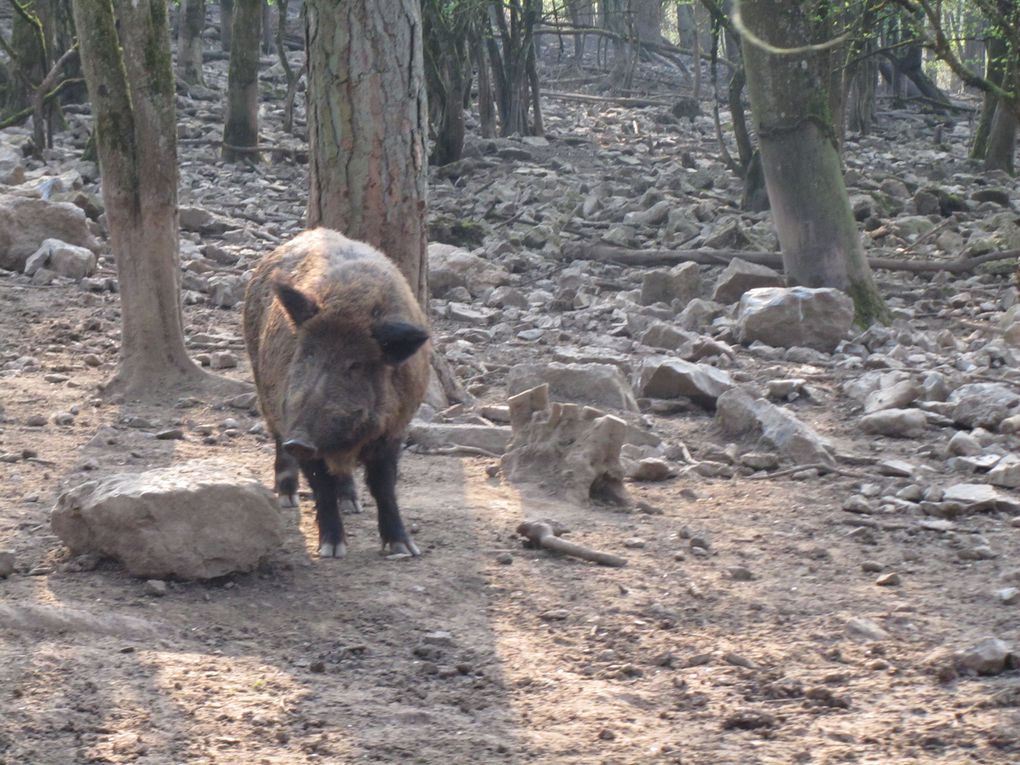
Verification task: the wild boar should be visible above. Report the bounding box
[243,228,430,558]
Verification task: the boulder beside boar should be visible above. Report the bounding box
[243,228,430,558]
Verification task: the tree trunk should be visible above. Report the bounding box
[635,0,663,43]
[222,0,261,161]
[984,98,1018,175]
[177,0,206,86]
[71,0,215,397]
[740,0,887,325]
[261,0,274,54]
[474,34,497,138]
[5,1,48,116]
[305,0,429,304]
[220,0,233,51]
[972,34,1008,160]
[274,0,298,134]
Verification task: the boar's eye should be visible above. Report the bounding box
[371,321,429,365]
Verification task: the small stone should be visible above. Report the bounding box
[953,637,1015,676]
[597,728,616,741]
[144,579,168,596]
[628,458,673,482]
[309,661,326,674]
[540,609,570,621]
[875,572,901,586]
[846,617,889,641]
[51,411,75,426]
[422,631,455,646]
[209,351,238,370]
[727,566,754,581]
[843,495,874,514]
[995,587,1019,605]
[689,535,711,553]
[155,428,184,440]
[623,538,646,549]
[861,560,883,573]
[958,545,997,561]
[860,408,927,439]
[0,550,15,578]
[495,552,513,565]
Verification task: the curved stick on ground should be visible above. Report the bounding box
[516,521,627,568]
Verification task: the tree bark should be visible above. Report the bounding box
[220,0,233,51]
[972,34,1008,160]
[71,0,216,397]
[740,0,888,325]
[177,0,206,86]
[305,0,429,304]
[222,0,261,161]
[984,97,1018,175]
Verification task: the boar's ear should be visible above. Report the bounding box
[372,321,429,365]
[272,271,319,326]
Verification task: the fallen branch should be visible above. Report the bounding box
[517,520,627,568]
[541,90,672,108]
[559,242,1020,275]
[748,463,874,480]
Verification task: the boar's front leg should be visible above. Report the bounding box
[299,458,347,558]
[274,436,300,509]
[364,438,420,557]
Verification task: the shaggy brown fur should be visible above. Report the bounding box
[243,228,430,556]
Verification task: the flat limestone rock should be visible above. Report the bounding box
[51,459,284,580]
[735,287,854,352]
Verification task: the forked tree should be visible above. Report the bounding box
[72,0,238,397]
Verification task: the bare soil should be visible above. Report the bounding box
[1,33,1019,765]
[1,264,1019,765]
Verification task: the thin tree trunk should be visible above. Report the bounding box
[274,0,297,134]
[474,34,496,138]
[984,98,1018,175]
[305,0,428,304]
[177,0,206,86]
[972,35,1007,160]
[71,0,217,397]
[222,0,261,161]
[740,0,888,325]
[220,0,233,51]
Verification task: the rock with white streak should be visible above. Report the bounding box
[736,287,854,352]
[716,388,834,465]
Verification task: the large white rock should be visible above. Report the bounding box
[508,362,639,412]
[716,388,835,465]
[51,460,284,580]
[0,193,98,271]
[735,287,855,352]
[949,383,1020,430]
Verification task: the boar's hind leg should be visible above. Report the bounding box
[300,458,347,558]
[337,472,363,514]
[364,439,420,557]
[274,437,300,508]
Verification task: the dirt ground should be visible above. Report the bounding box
[1,264,1019,765]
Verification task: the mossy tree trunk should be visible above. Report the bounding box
[71,0,214,397]
[177,0,206,86]
[985,94,1018,175]
[740,0,888,326]
[5,0,48,115]
[222,0,261,161]
[305,0,429,305]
